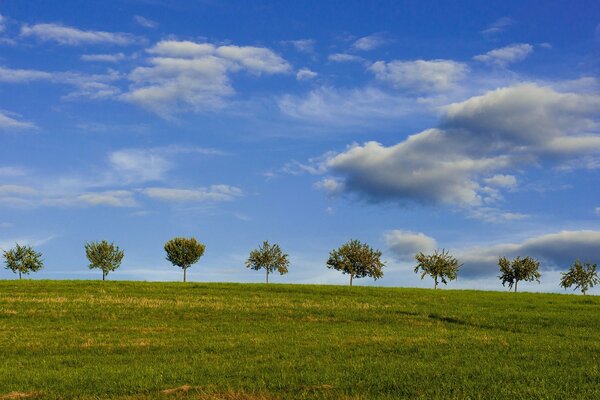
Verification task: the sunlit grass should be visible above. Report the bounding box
[0,280,599,399]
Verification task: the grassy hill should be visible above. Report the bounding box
[0,281,599,399]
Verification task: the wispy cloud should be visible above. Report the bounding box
[20,23,142,46]
[474,43,534,67]
[142,185,243,202]
[352,33,386,51]
[81,53,126,62]
[369,59,469,92]
[481,17,515,36]
[133,15,158,29]
[0,110,37,131]
[281,39,315,53]
[327,53,364,63]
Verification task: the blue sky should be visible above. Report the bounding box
[1,0,599,293]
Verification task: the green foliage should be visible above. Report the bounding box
[414,249,461,289]
[498,256,541,292]
[85,240,124,281]
[164,237,206,283]
[326,239,384,286]
[560,260,600,295]
[2,243,44,279]
[245,241,290,285]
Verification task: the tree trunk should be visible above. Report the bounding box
[183,267,187,285]
[350,274,353,287]
[434,276,438,290]
[19,270,22,280]
[266,269,269,286]
[514,280,518,293]
[103,271,106,281]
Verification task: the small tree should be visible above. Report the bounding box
[560,260,599,295]
[245,241,290,285]
[326,239,384,286]
[164,237,205,284]
[85,240,124,281]
[3,243,44,279]
[414,249,461,289]
[498,256,541,292]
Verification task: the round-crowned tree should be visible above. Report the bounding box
[164,237,206,284]
[560,260,599,295]
[498,256,541,292]
[414,249,461,289]
[245,241,290,285]
[85,240,124,281]
[3,243,44,280]
[326,239,385,286]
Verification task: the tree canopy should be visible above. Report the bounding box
[245,241,290,285]
[3,243,44,279]
[498,256,541,292]
[164,237,206,283]
[326,239,385,286]
[85,240,124,281]
[414,249,461,289]
[560,260,599,295]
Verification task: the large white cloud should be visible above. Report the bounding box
[311,83,600,207]
[122,40,290,115]
[369,59,469,92]
[20,23,140,46]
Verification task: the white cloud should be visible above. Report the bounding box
[20,23,140,46]
[278,86,423,126]
[483,174,517,188]
[313,178,345,196]
[481,17,515,36]
[328,53,364,63]
[81,53,126,62]
[352,34,385,51]
[0,110,37,131]
[385,230,437,260]
[0,14,5,33]
[310,83,600,207]
[0,66,53,82]
[473,43,534,67]
[133,15,158,29]
[595,207,600,215]
[108,149,172,183]
[296,68,317,80]
[78,190,136,207]
[281,39,314,53]
[369,59,469,92]
[442,83,600,155]
[107,146,224,184]
[0,66,122,100]
[122,40,290,115]
[142,185,243,202]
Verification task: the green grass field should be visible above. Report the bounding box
[0,281,599,399]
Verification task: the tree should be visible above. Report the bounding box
[560,260,600,295]
[326,239,384,286]
[3,243,44,280]
[245,241,290,285]
[414,249,461,289]
[85,240,124,281]
[498,256,541,292]
[164,237,206,284]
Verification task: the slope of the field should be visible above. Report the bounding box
[0,281,599,399]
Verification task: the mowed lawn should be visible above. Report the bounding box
[0,281,599,399]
